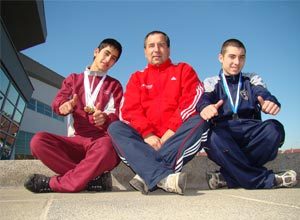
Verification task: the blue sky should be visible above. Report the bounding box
[23,0,300,149]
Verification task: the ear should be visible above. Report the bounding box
[218,53,223,64]
[94,48,100,57]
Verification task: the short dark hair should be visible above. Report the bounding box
[98,38,122,61]
[221,38,246,55]
[144,30,170,48]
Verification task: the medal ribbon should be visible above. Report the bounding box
[221,71,242,114]
[84,70,106,109]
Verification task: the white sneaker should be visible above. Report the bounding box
[129,174,149,195]
[274,170,297,188]
[157,172,187,195]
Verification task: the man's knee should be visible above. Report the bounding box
[264,119,285,147]
[108,120,125,136]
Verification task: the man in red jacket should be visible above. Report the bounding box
[24,38,123,193]
[108,31,209,195]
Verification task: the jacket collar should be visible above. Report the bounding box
[147,59,172,71]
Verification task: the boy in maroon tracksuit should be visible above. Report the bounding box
[24,38,123,193]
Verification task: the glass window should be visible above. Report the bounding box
[7,84,19,105]
[17,97,26,114]
[3,100,14,118]
[13,110,22,123]
[53,112,64,122]
[36,100,44,114]
[1,138,14,159]
[0,116,10,133]
[9,122,19,137]
[15,130,34,157]
[0,92,4,109]
[0,68,9,94]
[44,104,52,117]
[27,98,36,111]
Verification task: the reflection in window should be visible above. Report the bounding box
[27,98,64,123]
[7,84,18,105]
[15,130,34,159]
[13,110,22,123]
[37,100,44,114]
[9,122,19,137]
[27,98,36,111]
[0,68,9,94]
[0,92,4,109]
[17,97,26,114]
[3,100,14,118]
[44,104,52,117]
[0,115,10,133]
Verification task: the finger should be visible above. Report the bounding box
[257,96,265,107]
[264,101,274,113]
[71,94,78,107]
[200,112,208,120]
[269,104,279,115]
[214,100,224,109]
[95,102,101,111]
[273,107,280,115]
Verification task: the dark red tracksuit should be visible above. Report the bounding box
[30,72,123,192]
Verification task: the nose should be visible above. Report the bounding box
[233,57,240,65]
[153,44,159,51]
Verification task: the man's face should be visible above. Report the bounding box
[219,46,246,76]
[91,46,119,72]
[144,33,170,66]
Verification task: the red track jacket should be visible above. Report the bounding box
[52,73,123,137]
[120,59,204,138]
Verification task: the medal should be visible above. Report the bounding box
[221,71,242,120]
[84,69,106,114]
[84,106,95,114]
[232,113,239,120]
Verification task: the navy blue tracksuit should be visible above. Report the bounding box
[108,115,209,190]
[196,72,285,189]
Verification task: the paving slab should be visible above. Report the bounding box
[0,187,299,220]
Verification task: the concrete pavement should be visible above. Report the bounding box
[1,187,299,220]
[1,153,299,219]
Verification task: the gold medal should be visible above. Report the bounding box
[84,106,95,114]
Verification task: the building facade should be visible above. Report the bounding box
[14,54,66,159]
[1,1,66,159]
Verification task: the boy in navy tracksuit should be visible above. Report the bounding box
[196,39,297,189]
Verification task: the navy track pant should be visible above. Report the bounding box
[108,115,209,190]
[204,119,285,189]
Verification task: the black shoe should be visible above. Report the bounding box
[24,174,53,193]
[86,172,112,192]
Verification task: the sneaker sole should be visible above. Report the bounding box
[129,178,149,195]
[177,172,187,195]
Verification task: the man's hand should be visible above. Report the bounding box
[93,103,107,126]
[144,133,162,151]
[59,94,78,115]
[257,96,280,115]
[200,100,223,120]
[160,129,175,144]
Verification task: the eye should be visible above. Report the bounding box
[147,43,155,48]
[111,56,117,61]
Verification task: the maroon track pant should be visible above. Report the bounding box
[30,132,120,192]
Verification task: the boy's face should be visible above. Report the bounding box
[144,33,170,66]
[219,46,246,76]
[91,46,119,72]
